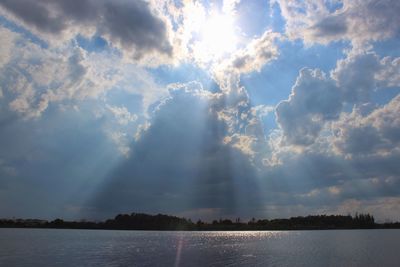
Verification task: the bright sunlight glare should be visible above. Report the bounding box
[194,12,237,62]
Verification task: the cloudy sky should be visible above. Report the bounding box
[0,0,399,222]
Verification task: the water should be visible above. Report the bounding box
[0,229,399,266]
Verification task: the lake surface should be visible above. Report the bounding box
[0,228,399,266]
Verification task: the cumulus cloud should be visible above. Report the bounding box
[275,0,400,46]
[332,95,400,158]
[3,48,87,118]
[163,0,281,72]
[0,26,125,118]
[0,23,169,160]
[91,82,262,218]
[213,31,281,78]
[104,104,139,155]
[332,52,382,103]
[265,48,400,219]
[106,104,138,126]
[275,51,400,147]
[1,0,399,222]
[276,68,342,146]
[221,102,271,159]
[0,27,16,68]
[228,31,280,74]
[376,57,400,88]
[200,73,272,165]
[0,0,173,62]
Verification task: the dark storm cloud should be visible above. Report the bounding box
[0,0,65,33]
[0,0,172,58]
[100,1,172,57]
[279,0,400,45]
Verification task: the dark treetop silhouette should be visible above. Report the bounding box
[1,212,399,230]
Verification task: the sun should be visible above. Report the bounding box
[194,12,238,62]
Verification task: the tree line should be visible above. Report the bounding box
[1,212,399,231]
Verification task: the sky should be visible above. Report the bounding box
[0,0,399,222]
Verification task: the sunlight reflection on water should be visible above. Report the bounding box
[0,229,400,267]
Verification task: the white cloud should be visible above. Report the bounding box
[225,31,281,74]
[332,52,381,103]
[223,134,258,158]
[0,27,124,118]
[275,51,400,148]
[107,104,138,125]
[276,68,342,146]
[107,131,130,157]
[222,0,241,15]
[376,56,400,88]
[0,27,17,68]
[162,0,281,74]
[332,95,400,158]
[119,66,167,116]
